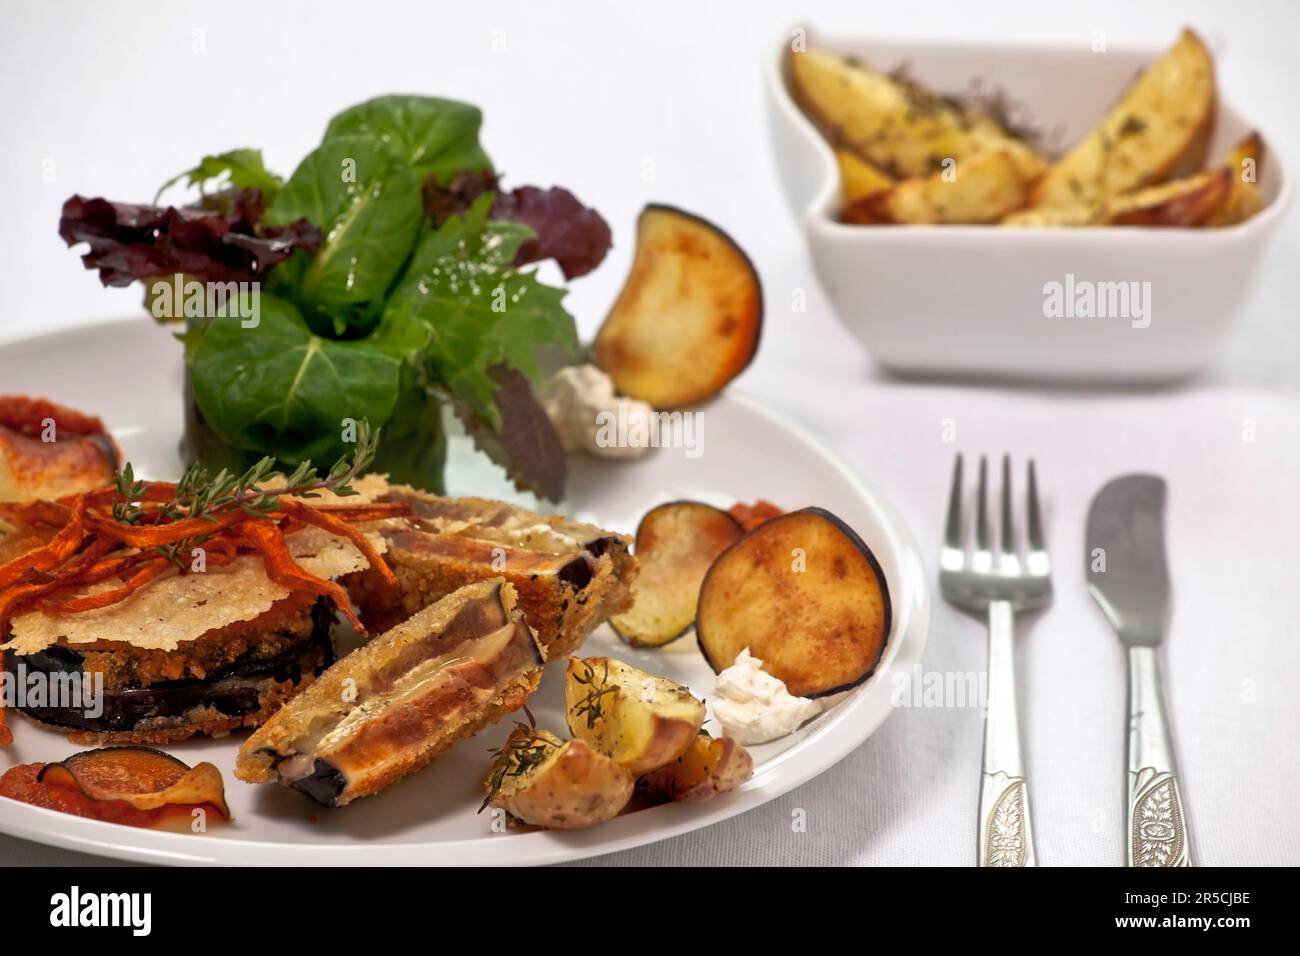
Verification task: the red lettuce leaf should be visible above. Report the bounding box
[59,191,321,287]
[424,173,611,279]
[453,365,567,501]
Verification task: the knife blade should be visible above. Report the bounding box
[1085,473,1191,866]
[1085,474,1169,646]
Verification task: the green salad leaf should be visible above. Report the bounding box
[324,95,493,184]
[156,148,282,203]
[267,134,423,333]
[189,294,402,465]
[388,194,577,429]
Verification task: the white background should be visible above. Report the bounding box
[1,0,1297,866]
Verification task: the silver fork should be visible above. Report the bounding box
[940,454,1052,867]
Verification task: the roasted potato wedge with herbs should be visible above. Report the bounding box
[484,726,634,830]
[1206,132,1266,227]
[593,205,762,409]
[1003,167,1232,227]
[565,657,706,775]
[610,502,743,648]
[1032,29,1215,209]
[787,47,1047,183]
[637,733,753,803]
[843,148,1031,225]
[697,508,891,698]
[835,149,893,203]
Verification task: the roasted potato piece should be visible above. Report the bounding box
[610,502,743,648]
[1206,131,1266,227]
[697,508,891,698]
[594,205,762,409]
[565,657,706,775]
[835,149,893,203]
[1032,29,1215,208]
[787,47,1047,182]
[637,733,753,803]
[484,726,634,830]
[1003,167,1232,227]
[843,149,1031,224]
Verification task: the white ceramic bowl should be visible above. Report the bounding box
[766,32,1291,384]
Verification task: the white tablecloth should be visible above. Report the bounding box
[1,0,1297,866]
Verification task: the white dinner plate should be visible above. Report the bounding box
[0,317,929,865]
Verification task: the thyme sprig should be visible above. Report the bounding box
[111,420,380,566]
[480,707,555,812]
[568,658,616,730]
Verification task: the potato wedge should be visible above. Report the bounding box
[485,726,634,830]
[787,47,1047,182]
[843,148,1031,224]
[1003,167,1232,227]
[593,205,762,409]
[1206,131,1266,227]
[565,657,706,775]
[637,733,753,803]
[835,149,893,203]
[1032,29,1215,208]
[697,508,890,698]
[611,502,743,648]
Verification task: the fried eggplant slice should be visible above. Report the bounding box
[564,656,705,775]
[0,395,119,504]
[636,732,753,803]
[484,725,634,829]
[610,501,743,648]
[593,205,762,409]
[843,148,1031,225]
[236,580,544,807]
[1032,29,1216,208]
[786,47,1047,183]
[38,746,230,819]
[696,508,891,698]
[345,485,635,660]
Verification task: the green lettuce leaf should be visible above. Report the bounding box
[156,148,282,203]
[190,294,402,465]
[324,95,493,184]
[266,134,423,333]
[388,194,577,429]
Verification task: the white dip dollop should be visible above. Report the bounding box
[712,648,821,745]
[541,364,653,459]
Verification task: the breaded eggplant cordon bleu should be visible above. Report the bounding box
[344,482,636,659]
[236,579,542,806]
[0,429,409,747]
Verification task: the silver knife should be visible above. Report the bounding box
[1085,474,1192,867]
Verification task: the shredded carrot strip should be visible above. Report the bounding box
[34,559,172,614]
[0,496,87,589]
[238,521,366,633]
[283,501,397,591]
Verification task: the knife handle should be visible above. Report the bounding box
[1126,646,1192,867]
[978,600,1036,867]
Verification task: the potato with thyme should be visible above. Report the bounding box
[564,657,706,775]
[483,723,634,830]
[637,733,754,803]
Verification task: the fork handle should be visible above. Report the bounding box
[978,600,1036,867]
[1126,646,1192,866]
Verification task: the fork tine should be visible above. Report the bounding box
[944,454,964,548]
[975,455,990,552]
[1026,459,1045,551]
[1000,454,1014,556]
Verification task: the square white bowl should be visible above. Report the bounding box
[766,31,1291,384]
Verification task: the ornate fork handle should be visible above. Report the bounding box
[1127,646,1191,867]
[978,600,1036,866]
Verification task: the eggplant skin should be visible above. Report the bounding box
[695,507,892,699]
